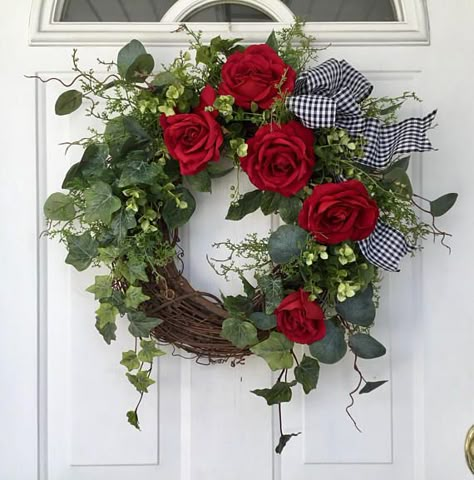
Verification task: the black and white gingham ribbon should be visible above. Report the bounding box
[287,59,432,272]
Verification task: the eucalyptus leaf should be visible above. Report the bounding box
[309,319,347,364]
[336,284,375,327]
[55,90,82,115]
[125,53,154,82]
[279,196,302,224]
[250,332,293,371]
[430,193,458,217]
[268,224,307,264]
[117,39,146,78]
[221,317,258,348]
[225,190,263,221]
[44,192,75,221]
[349,333,386,359]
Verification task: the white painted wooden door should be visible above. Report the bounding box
[1,1,473,479]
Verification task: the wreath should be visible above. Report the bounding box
[41,22,457,453]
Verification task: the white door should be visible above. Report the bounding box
[1,1,473,479]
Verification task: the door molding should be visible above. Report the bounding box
[29,0,430,46]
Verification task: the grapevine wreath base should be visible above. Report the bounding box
[39,22,457,453]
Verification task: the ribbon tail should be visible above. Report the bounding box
[286,95,337,129]
[357,221,415,272]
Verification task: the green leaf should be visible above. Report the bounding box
[128,311,162,337]
[265,30,279,52]
[279,196,302,224]
[125,53,154,82]
[249,312,277,330]
[126,371,155,393]
[275,433,301,454]
[251,380,296,405]
[223,294,253,316]
[86,275,113,300]
[111,208,137,242]
[152,71,178,88]
[118,158,160,187]
[44,192,75,221]
[260,191,282,215]
[55,90,82,115]
[383,168,413,198]
[240,275,256,299]
[386,156,410,173]
[207,160,234,179]
[137,339,166,363]
[95,302,119,329]
[268,224,307,264]
[79,143,109,177]
[126,410,140,429]
[123,117,152,142]
[309,319,347,364]
[95,321,117,344]
[294,355,320,394]
[430,193,458,217]
[118,257,148,283]
[225,190,263,221]
[117,40,152,81]
[162,187,196,230]
[380,102,403,116]
[84,181,121,225]
[65,232,98,271]
[221,318,258,348]
[349,333,386,359]
[257,275,283,314]
[336,284,375,327]
[124,285,150,309]
[184,169,212,193]
[120,350,140,371]
[359,380,388,394]
[250,332,294,371]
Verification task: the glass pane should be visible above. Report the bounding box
[59,0,397,22]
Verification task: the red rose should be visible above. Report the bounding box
[160,86,223,176]
[298,179,379,244]
[240,121,315,197]
[275,289,326,344]
[218,44,296,110]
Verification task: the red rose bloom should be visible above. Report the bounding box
[275,289,326,344]
[298,179,379,244]
[218,44,296,110]
[240,121,315,197]
[160,86,223,176]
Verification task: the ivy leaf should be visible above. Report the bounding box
[95,321,117,344]
[84,181,121,225]
[65,232,98,271]
[309,319,347,364]
[359,380,388,394]
[249,312,277,330]
[221,318,258,348]
[79,143,109,178]
[336,284,375,327]
[111,208,137,242]
[126,410,140,430]
[184,169,212,193]
[240,275,256,299]
[123,117,152,142]
[124,285,150,309]
[430,193,458,217]
[251,380,296,405]
[86,275,113,300]
[118,159,160,187]
[120,350,140,371]
[260,191,282,215]
[44,192,75,221]
[137,339,166,363]
[126,371,155,393]
[250,332,293,371]
[128,311,162,337]
[118,256,148,283]
[279,196,302,224]
[162,187,196,231]
[95,302,119,330]
[294,355,320,394]
[55,90,82,115]
[268,224,307,264]
[275,433,301,454]
[257,275,283,314]
[265,30,279,52]
[349,334,386,359]
[225,190,263,221]
[223,294,253,316]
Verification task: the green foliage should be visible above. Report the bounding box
[55,90,82,115]
[124,285,150,309]
[256,275,283,314]
[127,371,155,393]
[128,312,162,337]
[252,380,296,405]
[250,332,293,371]
[121,350,140,371]
[117,39,154,82]
[162,187,196,230]
[275,433,301,454]
[359,380,388,394]
[349,333,386,359]
[44,192,76,221]
[84,181,121,224]
[309,319,347,364]
[336,284,376,327]
[268,225,307,264]
[249,312,277,330]
[226,190,263,221]
[138,339,166,363]
[294,355,320,394]
[221,317,258,348]
[126,410,140,429]
[430,193,458,217]
[86,275,113,300]
[65,233,98,271]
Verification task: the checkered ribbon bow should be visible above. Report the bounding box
[287,58,437,271]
